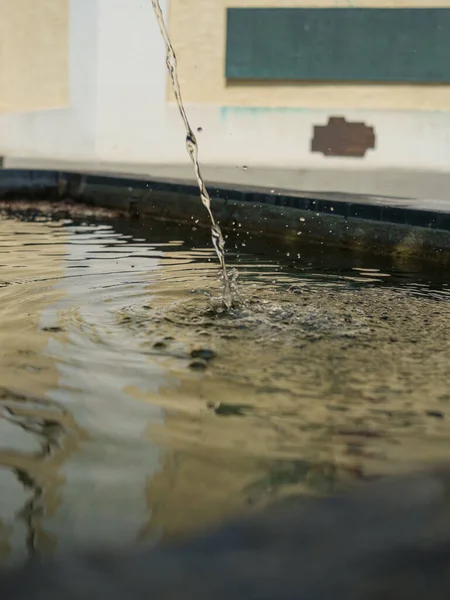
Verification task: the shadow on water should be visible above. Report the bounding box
[1,204,450,561]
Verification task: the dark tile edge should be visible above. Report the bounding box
[1,167,450,262]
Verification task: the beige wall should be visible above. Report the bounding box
[0,217,76,559]
[0,0,69,113]
[169,0,450,110]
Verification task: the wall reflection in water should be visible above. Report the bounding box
[0,217,175,562]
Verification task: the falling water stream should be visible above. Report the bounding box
[151,0,233,309]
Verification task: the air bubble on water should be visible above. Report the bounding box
[297,231,302,235]
[286,252,290,257]
[299,217,306,222]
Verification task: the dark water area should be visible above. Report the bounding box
[1,204,450,564]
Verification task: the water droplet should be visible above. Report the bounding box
[299,217,306,222]
[297,231,302,235]
[242,166,248,171]
[197,127,203,132]
[286,252,290,257]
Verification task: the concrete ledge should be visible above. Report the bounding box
[6,158,450,203]
[1,167,450,262]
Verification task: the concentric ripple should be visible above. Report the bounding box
[0,210,450,561]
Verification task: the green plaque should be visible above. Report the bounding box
[226,8,450,82]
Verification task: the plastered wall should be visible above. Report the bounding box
[168,0,450,110]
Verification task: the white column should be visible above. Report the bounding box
[94,0,187,164]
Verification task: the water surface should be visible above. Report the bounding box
[1,208,450,563]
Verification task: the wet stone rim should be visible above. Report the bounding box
[1,167,450,260]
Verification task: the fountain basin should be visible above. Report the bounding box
[0,165,450,564]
